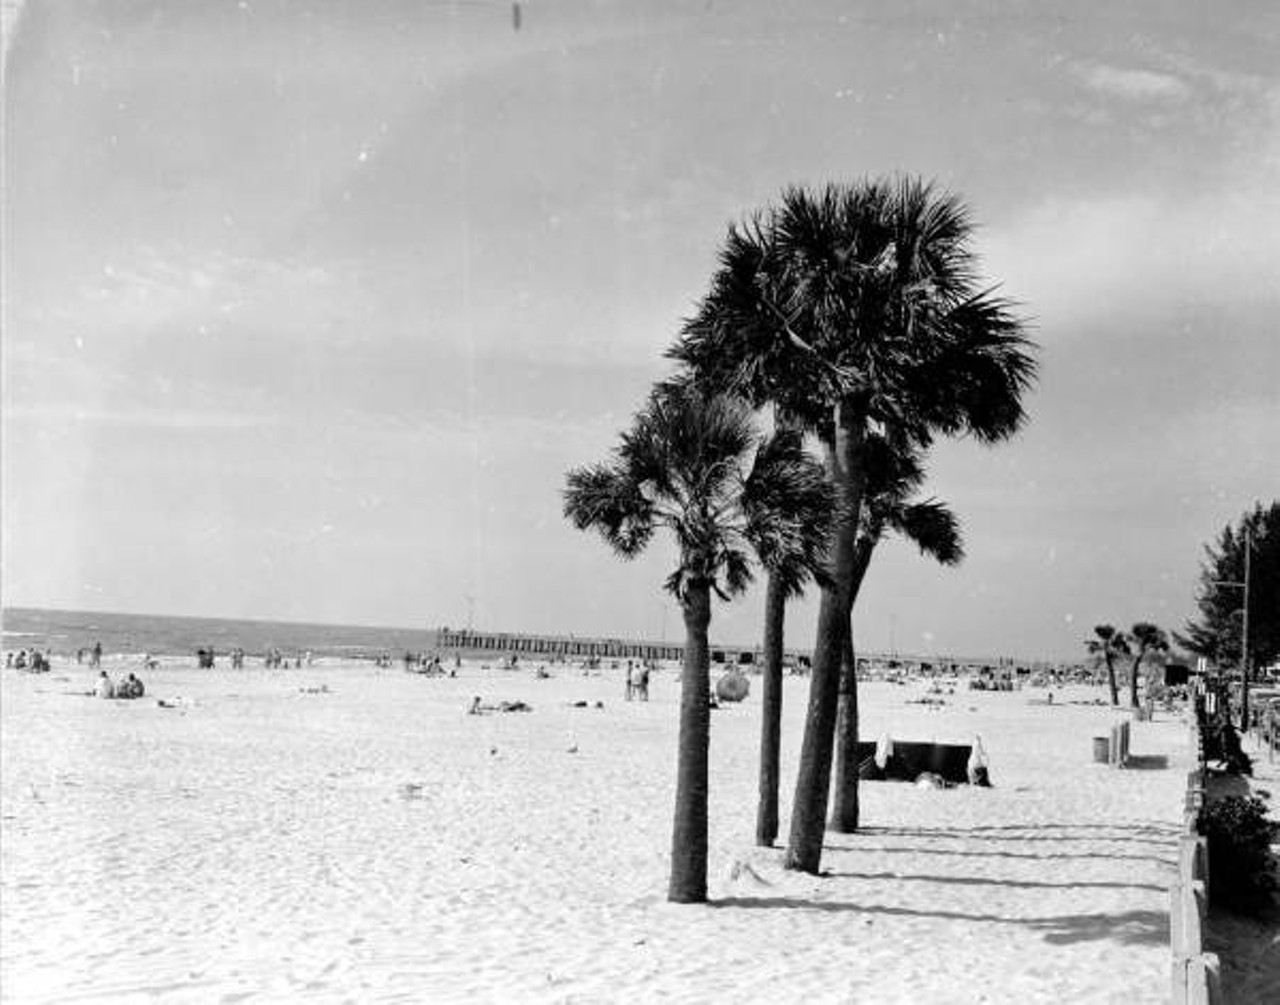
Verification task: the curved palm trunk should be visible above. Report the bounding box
[785,400,867,874]
[755,573,787,846]
[1104,654,1119,706]
[669,581,713,903]
[829,541,874,832]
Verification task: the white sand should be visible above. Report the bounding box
[2,661,1201,1002]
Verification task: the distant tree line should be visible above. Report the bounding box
[1084,501,1278,715]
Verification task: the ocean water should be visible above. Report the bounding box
[1,607,442,659]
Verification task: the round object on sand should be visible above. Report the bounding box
[715,670,750,703]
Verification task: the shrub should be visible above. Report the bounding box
[1198,795,1279,912]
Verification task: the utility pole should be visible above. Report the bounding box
[1212,525,1253,730]
[1242,526,1252,730]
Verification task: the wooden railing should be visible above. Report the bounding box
[1170,709,1221,1005]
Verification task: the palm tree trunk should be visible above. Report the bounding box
[785,399,867,874]
[669,580,713,903]
[830,543,873,832]
[755,573,787,847]
[829,625,859,831]
[1128,651,1142,709]
[1105,655,1119,706]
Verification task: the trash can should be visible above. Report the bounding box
[1092,736,1110,763]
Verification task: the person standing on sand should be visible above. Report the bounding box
[91,642,102,668]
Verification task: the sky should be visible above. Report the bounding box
[2,0,1277,661]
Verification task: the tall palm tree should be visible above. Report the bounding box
[1127,622,1168,709]
[1086,625,1129,706]
[670,177,1037,873]
[563,381,832,903]
[752,425,828,847]
[830,434,963,831]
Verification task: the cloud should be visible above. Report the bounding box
[75,249,340,335]
[2,401,275,432]
[1073,62,1192,102]
[978,183,1280,335]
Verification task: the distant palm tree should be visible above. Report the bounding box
[830,434,963,831]
[1127,623,1168,708]
[563,382,832,903]
[1086,625,1129,706]
[671,178,1037,873]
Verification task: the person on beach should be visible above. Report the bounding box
[91,642,102,668]
[95,671,115,699]
[120,673,145,699]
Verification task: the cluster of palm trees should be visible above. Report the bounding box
[1086,622,1170,708]
[564,176,1038,903]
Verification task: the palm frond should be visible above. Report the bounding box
[885,498,964,566]
[912,289,1038,444]
[738,428,836,596]
[563,463,655,558]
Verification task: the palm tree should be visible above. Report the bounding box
[830,434,963,831]
[1086,625,1129,706]
[753,420,828,847]
[1127,622,1168,709]
[670,177,1037,873]
[563,381,832,902]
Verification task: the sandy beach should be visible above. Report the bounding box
[0,659,1240,1002]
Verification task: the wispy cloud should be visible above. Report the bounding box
[1072,61,1192,102]
[979,180,1280,335]
[75,248,341,336]
[2,401,275,432]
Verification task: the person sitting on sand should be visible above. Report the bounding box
[967,735,992,787]
[120,673,145,699]
[95,670,115,699]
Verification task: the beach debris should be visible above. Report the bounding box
[298,684,330,695]
[726,859,771,887]
[568,700,605,709]
[566,743,578,753]
[398,782,425,801]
